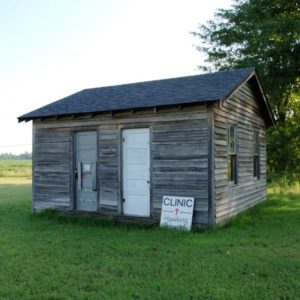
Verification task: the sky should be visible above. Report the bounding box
[0,0,232,154]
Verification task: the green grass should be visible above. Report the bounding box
[0,160,32,178]
[0,178,299,299]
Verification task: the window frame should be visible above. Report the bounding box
[227,124,237,185]
[253,131,260,179]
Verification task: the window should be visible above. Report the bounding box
[253,131,260,179]
[228,125,237,184]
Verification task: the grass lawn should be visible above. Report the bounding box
[0,177,299,299]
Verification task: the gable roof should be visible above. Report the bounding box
[18,68,274,126]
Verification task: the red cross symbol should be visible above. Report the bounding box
[175,208,179,215]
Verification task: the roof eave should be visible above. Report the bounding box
[17,99,219,123]
[18,117,29,123]
[251,71,275,127]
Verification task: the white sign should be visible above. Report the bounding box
[160,196,194,231]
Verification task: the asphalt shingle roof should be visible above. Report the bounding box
[19,68,257,122]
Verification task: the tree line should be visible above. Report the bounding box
[0,152,32,160]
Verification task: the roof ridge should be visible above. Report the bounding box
[84,67,255,91]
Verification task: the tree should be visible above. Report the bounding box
[267,117,300,181]
[192,0,300,123]
[192,0,300,181]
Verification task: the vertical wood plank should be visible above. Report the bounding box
[207,103,215,226]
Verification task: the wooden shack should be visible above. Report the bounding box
[19,68,274,226]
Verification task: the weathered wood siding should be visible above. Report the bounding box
[152,120,209,225]
[32,105,210,225]
[214,82,267,224]
[33,128,72,211]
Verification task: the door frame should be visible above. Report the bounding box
[71,128,99,212]
[120,126,152,217]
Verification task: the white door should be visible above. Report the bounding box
[122,128,150,217]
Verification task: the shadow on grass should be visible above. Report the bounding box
[33,210,208,235]
[33,209,158,231]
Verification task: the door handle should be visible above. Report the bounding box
[92,162,97,191]
[77,162,82,190]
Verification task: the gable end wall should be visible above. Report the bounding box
[213,82,267,224]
